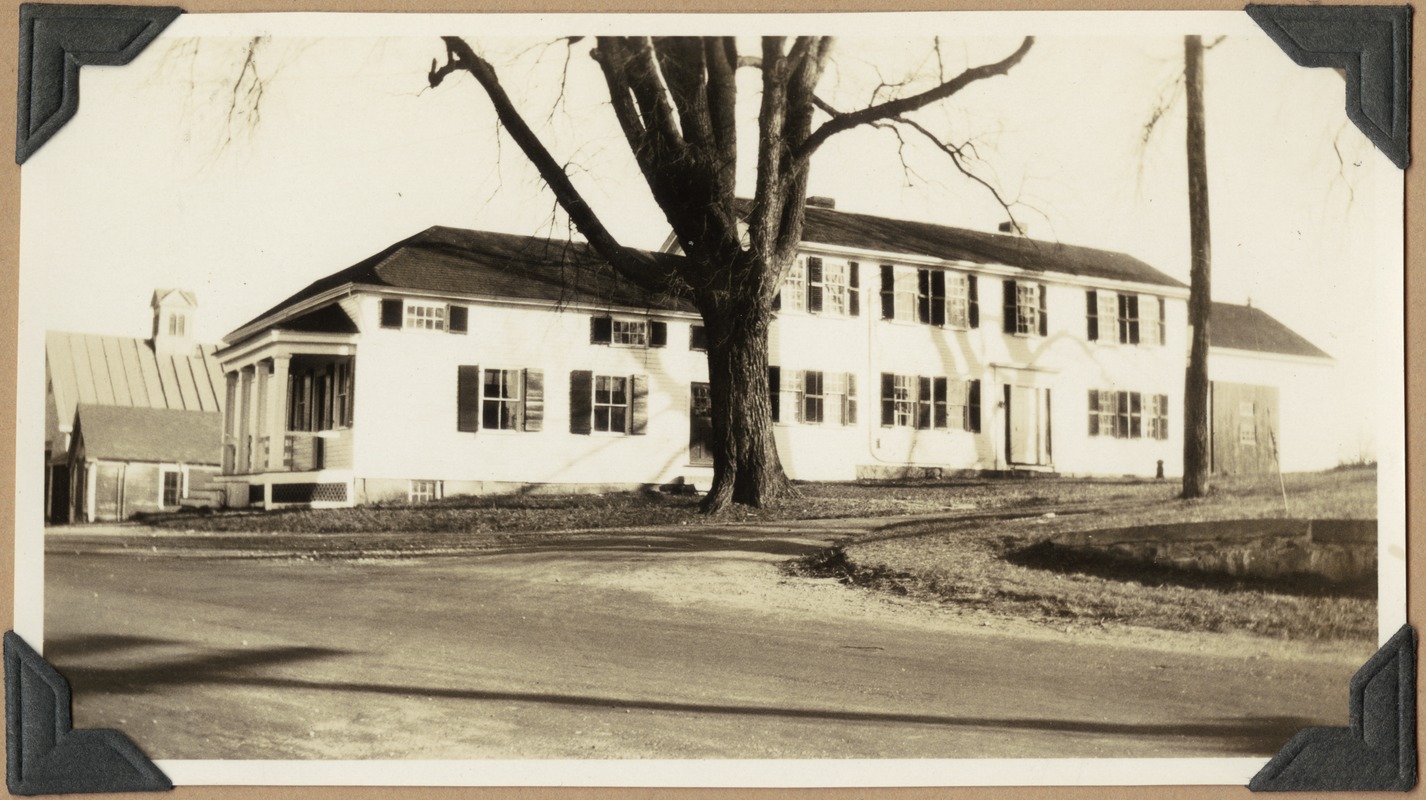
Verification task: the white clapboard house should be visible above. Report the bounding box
[214,199,1331,508]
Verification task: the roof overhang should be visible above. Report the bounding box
[216,331,359,371]
[1207,345,1334,365]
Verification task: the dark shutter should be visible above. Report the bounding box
[967,380,982,433]
[1157,297,1167,345]
[916,376,932,429]
[806,257,823,314]
[457,365,481,432]
[1127,295,1140,344]
[1002,279,1017,333]
[933,377,948,428]
[768,366,781,423]
[967,274,979,328]
[848,262,860,317]
[569,370,593,434]
[649,321,668,347]
[523,369,544,432]
[930,270,947,327]
[380,298,403,329]
[1037,284,1048,336]
[845,372,858,425]
[630,375,649,435]
[1088,389,1100,436]
[880,265,895,320]
[689,324,707,351]
[590,316,612,344]
[447,305,468,334]
[916,269,931,324]
[1086,290,1098,341]
[880,372,895,427]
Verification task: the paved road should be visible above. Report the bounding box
[44,521,1368,760]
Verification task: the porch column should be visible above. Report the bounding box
[238,366,255,472]
[267,355,290,471]
[223,371,239,474]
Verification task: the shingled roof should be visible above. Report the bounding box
[1209,302,1331,359]
[73,404,222,464]
[236,226,694,336]
[727,200,1187,290]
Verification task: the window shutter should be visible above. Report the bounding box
[1127,295,1140,344]
[844,372,858,425]
[380,298,403,329]
[649,320,668,348]
[569,370,593,434]
[933,376,948,428]
[522,369,544,432]
[689,324,707,351]
[457,365,481,432]
[1157,297,1167,345]
[806,257,823,314]
[629,374,649,435]
[1086,290,1098,341]
[1037,284,1048,336]
[768,366,781,423]
[848,262,860,317]
[447,305,469,334]
[1158,394,1169,439]
[967,380,982,433]
[590,316,612,345]
[916,269,931,324]
[930,270,947,327]
[916,376,932,429]
[1088,389,1100,436]
[1002,280,1017,333]
[794,370,806,423]
[967,274,979,328]
[880,265,895,319]
[880,372,895,427]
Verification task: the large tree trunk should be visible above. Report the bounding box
[699,295,795,512]
[1181,34,1212,499]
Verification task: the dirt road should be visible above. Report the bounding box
[43,520,1369,760]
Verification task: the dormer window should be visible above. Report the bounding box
[168,314,186,336]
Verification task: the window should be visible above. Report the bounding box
[333,362,353,428]
[591,316,665,347]
[689,324,707,351]
[612,319,647,346]
[781,260,806,312]
[594,375,629,433]
[1088,389,1116,436]
[409,480,441,504]
[1087,290,1118,343]
[1150,394,1170,440]
[1004,280,1046,336]
[881,374,981,431]
[820,261,849,315]
[1116,391,1142,439]
[1140,296,1166,346]
[944,273,971,328]
[160,468,182,508]
[893,268,918,321]
[802,371,825,424]
[405,303,446,331]
[457,366,544,433]
[482,369,522,430]
[168,314,185,336]
[1117,294,1140,344]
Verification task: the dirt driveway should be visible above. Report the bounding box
[43,518,1369,761]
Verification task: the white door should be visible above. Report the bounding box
[1008,385,1051,466]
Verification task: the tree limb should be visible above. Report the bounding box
[797,36,1034,159]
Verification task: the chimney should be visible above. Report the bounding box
[998,220,1028,236]
[151,289,198,355]
[806,196,836,210]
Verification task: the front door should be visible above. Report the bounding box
[1006,384,1052,466]
[689,382,714,466]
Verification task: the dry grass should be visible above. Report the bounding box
[791,466,1378,642]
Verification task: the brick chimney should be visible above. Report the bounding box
[806,196,837,210]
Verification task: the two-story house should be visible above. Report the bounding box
[212,200,1327,508]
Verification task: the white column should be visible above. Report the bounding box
[237,366,254,472]
[267,356,290,471]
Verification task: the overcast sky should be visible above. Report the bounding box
[20,11,1401,460]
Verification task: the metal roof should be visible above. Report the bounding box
[46,332,226,433]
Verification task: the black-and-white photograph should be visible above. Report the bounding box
[16,7,1407,788]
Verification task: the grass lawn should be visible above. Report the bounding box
[790,466,1378,642]
[140,465,1379,641]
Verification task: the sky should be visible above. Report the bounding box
[19,11,1402,461]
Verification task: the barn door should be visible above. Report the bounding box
[1007,384,1052,466]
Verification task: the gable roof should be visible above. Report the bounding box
[73,404,222,464]
[781,202,1187,290]
[151,288,198,308]
[235,226,694,337]
[46,333,226,437]
[1209,302,1330,359]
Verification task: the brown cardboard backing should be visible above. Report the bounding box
[0,1,1418,798]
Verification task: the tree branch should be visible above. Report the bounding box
[797,36,1034,159]
[895,116,1024,234]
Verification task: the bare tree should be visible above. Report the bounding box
[429,36,1033,512]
